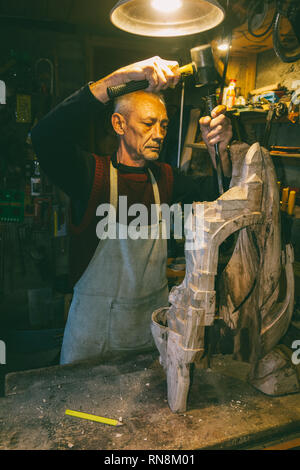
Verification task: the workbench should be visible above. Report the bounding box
[1,352,300,450]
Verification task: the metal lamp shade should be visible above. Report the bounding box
[110,0,225,37]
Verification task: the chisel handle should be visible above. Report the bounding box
[207,94,225,195]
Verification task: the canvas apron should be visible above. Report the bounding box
[60,162,169,364]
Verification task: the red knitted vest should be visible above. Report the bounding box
[69,154,174,288]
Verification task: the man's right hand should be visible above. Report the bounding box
[89,56,181,104]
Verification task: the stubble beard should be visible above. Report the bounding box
[130,148,161,163]
[143,151,160,161]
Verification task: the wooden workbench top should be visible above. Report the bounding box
[1,352,300,450]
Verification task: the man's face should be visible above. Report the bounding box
[119,93,169,162]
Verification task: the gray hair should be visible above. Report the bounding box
[113,91,166,120]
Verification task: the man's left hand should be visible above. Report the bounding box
[200,105,233,177]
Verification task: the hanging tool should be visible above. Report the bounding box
[263,104,276,149]
[263,101,288,148]
[35,58,54,96]
[273,0,300,63]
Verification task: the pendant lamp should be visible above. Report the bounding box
[110,0,225,37]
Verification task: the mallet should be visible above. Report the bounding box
[106,62,196,99]
[190,44,225,195]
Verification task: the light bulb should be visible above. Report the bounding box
[217,42,230,51]
[151,0,182,14]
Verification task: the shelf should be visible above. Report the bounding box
[228,108,268,124]
[228,108,297,125]
[230,108,267,115]
[270,152,300,159]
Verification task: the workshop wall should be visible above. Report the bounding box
[256,48,300,90]
[254,48,300,190]
[254,48,300,294]
[0,26,90,373]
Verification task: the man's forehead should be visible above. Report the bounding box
[129,92,167,118]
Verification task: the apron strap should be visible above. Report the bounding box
[147,168,161,206]
[148,168,162,223]
[110,161,119,210]
[109,161,162,222]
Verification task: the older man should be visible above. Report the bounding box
[31,56,232,364]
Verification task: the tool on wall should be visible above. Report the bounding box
[246,0,300,63]
[263,101,288,148]
[35,58,54,96]
[273,0,300,63]
[34,58,55,114]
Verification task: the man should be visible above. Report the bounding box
[31,56,232,364]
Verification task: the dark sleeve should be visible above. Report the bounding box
[31,84,106,203]
[171,168,231,205]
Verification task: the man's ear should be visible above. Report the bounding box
[111,113,126,136]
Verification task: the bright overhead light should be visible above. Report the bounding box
[151,0,182,13]
[217,42,231,51]
[110,0,225,37]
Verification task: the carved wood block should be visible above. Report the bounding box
[152,142,297,412]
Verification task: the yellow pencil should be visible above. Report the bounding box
[65,409,122,426]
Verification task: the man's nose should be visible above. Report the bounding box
[153,123,164,141]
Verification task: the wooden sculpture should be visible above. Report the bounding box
[151,141,298,413]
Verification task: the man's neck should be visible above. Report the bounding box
[111,153,148,174]
[116,147,146,168]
